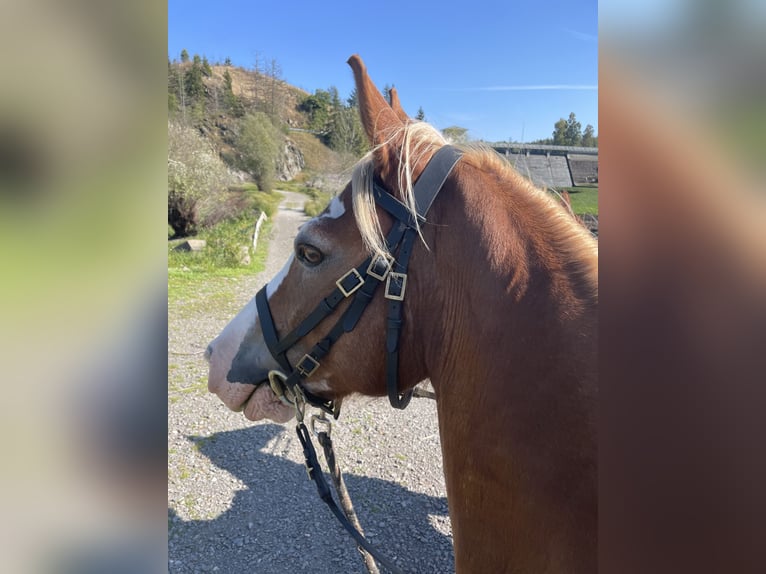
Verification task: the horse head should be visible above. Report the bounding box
[206,55,442,422]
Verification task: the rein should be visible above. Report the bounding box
[253,145,463,573]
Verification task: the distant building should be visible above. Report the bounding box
[489,143,598,188]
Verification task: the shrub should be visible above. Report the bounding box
[302,187,332,217]
[167,120,237,236]
[201,217,253,268]
[236,112,281,193]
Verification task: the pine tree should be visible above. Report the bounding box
[202,56,212,77]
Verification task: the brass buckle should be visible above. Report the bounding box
[296,354,320,377]
[336,268,364,297]
[366,253,394,281]
[385,272,407,301]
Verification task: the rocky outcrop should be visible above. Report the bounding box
[275,138,304,181]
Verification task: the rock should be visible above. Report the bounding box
[174,239,206,252]
[275,138,305,181]
[238,245,251,266]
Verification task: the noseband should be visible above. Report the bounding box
[254,145,463,416]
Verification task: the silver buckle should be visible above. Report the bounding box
[310,413,332,437]
[336,268,364,297]
[296,354,320,377]
[366,253,394,281]
[268,370,294,406]
[385,272,407,301]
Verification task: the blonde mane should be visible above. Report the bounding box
[352,121,447,259]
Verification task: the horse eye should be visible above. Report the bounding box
[296,243,324,267]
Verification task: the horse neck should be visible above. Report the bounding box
[414,164,598,572]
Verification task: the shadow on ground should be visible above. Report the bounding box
[168,424,454,574]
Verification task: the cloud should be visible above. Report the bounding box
[564,27,598,42]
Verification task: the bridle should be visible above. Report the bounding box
[246,145,462,573]
[254,145,463,415]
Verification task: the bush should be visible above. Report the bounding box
[236,112,281,193]
[168,120,237,236]
[201,217,253,268]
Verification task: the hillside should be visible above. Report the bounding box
[167,54,368,236]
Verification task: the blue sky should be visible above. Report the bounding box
[168,0,597,143]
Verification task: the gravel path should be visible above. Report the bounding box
[168,190,454,574]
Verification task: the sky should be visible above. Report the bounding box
[168,0,597,143]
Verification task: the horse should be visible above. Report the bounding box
[206,55,598,573]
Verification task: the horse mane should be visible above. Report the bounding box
[352,121,447,259]
[351,123,597,288]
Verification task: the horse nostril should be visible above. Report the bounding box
[204,344,213,362]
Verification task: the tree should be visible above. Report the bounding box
[168,59,179,113]
[415,107,426,121]
[180,49,189,63]
[224,57,232,66]
[201,56,212,77]
[236,112,281,192]
[382,83,393,105]
[223,70,244,117]
[552,113,582,146]
[564,112,582,146]
[346,88,358,108]
[267,58,282,118]
[327,107,366,155]
[581,124,597,147]
[299,89,332,132]
[442,126,468,144]
[184,58,205,100]
[552,118,568,145]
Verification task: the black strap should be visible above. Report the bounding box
[384,146,463,408]
[255,287,291,373]
[413,145,463,216]
[296,422,404,574]
[385,227,416,409]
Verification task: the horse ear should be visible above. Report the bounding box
[388,87,409,122]
[347,55,404,147]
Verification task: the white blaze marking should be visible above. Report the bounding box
[266,254,294,299]
[319,196,345,220]
[215,295,258,352]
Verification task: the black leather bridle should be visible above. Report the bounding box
[254,145,463,415]
[238,145,463,573]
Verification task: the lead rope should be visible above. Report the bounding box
[315,414,380,574]
[310,387,437,574]
[270,371,404,574]
[314,388,436,573]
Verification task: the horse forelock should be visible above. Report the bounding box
[351,121,448,259]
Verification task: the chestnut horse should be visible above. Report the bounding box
[207,55,597,573]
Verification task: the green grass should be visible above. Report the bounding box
[553,186,598,216]
[168,217,272,315]
[227,185,282,218]
[300,186,333,217]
